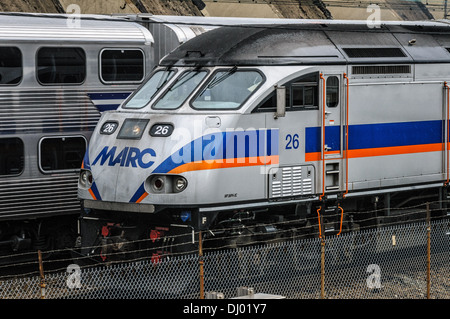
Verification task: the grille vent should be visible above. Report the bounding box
[343,48,406,58]
[352,65,411,75]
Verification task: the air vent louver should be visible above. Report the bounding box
[352,65,411,75]
[343,48,406,58]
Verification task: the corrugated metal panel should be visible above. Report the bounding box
[0,13,153,44]
[0,89,101,134]
[0,175,80,220]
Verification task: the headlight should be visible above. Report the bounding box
[173,176,188,192]
[117,118,149,140]
[79,169,93,188]
[151,176,165,192]
[145,175,188,194]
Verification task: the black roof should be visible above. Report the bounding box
[160,21,450,66]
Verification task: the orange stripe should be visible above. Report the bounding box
[168,155,279,174]
[88,188,97,200]
[306,143,443,162]
[305,150,340,162]
[135,192,149,203]
[348,143,443,158]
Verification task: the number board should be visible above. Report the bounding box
[150,123,174,137]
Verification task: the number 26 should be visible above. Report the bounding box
[285,134,299,149]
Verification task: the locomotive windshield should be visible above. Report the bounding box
[192,69,263,110]
[124,67,264,111]
[124,69,176,109]
[153,70,208,110]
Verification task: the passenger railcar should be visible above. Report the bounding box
[0,13,154,259]
[78,20,450,260]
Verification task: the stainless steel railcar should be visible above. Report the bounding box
[78,20,450,260]
[0,13,154,259]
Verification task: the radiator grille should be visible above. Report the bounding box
[270,166,313,198]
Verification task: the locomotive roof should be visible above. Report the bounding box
[160,20,450,66]
[0,12,153,44]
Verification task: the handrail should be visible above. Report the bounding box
[316,206,323,238]
[445,82,449,186]
[336,204,344,236]
[343,73,349,198]
[320,73,326,200]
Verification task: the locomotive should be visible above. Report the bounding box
[77,20,450,261]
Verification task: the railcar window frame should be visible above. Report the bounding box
[191,68,265,111]
[38,135,87,174]
[0,46,22,86]
[36,47,86,85]
[0,137,24,177]
[253,72,319,113]
[99,48,145,84]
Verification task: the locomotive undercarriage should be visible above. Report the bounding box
[77,186,449,264]
[0,216,77,264]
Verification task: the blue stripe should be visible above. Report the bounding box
[95,104,121,112]
[90,182,102,201]
[87,92,131,100]
[306,120,443,153]
[129,182,146,203]
[305,126,340,153]
[153,129,279,174]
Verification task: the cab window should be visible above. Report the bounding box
[253,72,319,112]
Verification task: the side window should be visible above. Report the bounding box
[326,76,339,107]
[0,47,22,85]
[39,136,86,173]
[100,49,144,83]
[253,72,318,112]
[37,47,86,84]
[288,73,318,109]
[0,138,24,176]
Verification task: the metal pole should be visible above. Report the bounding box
[320,215,325,299]
[426,203,431,299]
[199,231,205,299]
[445,0,448,19]
[38,250,46,299]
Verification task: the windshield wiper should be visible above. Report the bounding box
[170,70,201,91]
[207,66,237,89]
[155,67,173,91]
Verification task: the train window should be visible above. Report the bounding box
[192,70,264,110]
[326,76,339,108]
[39,136,86,173]
[124,69,176,109]
[253,72,318,113]
[0,138,24,176]
[100,49,144,83]
[288,73,319,110]
[154,70,207,110]
[0,47,22,85]
[37,47,86,84]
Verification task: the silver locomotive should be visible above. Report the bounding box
[78,20,450,261]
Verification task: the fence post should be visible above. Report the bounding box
[199,231,205,299]
[319,214,325,299]
[426,202,431,299]
[38,250,46,299]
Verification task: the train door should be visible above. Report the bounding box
[320,73,344,194]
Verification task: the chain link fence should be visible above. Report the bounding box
[0,217,449,299]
